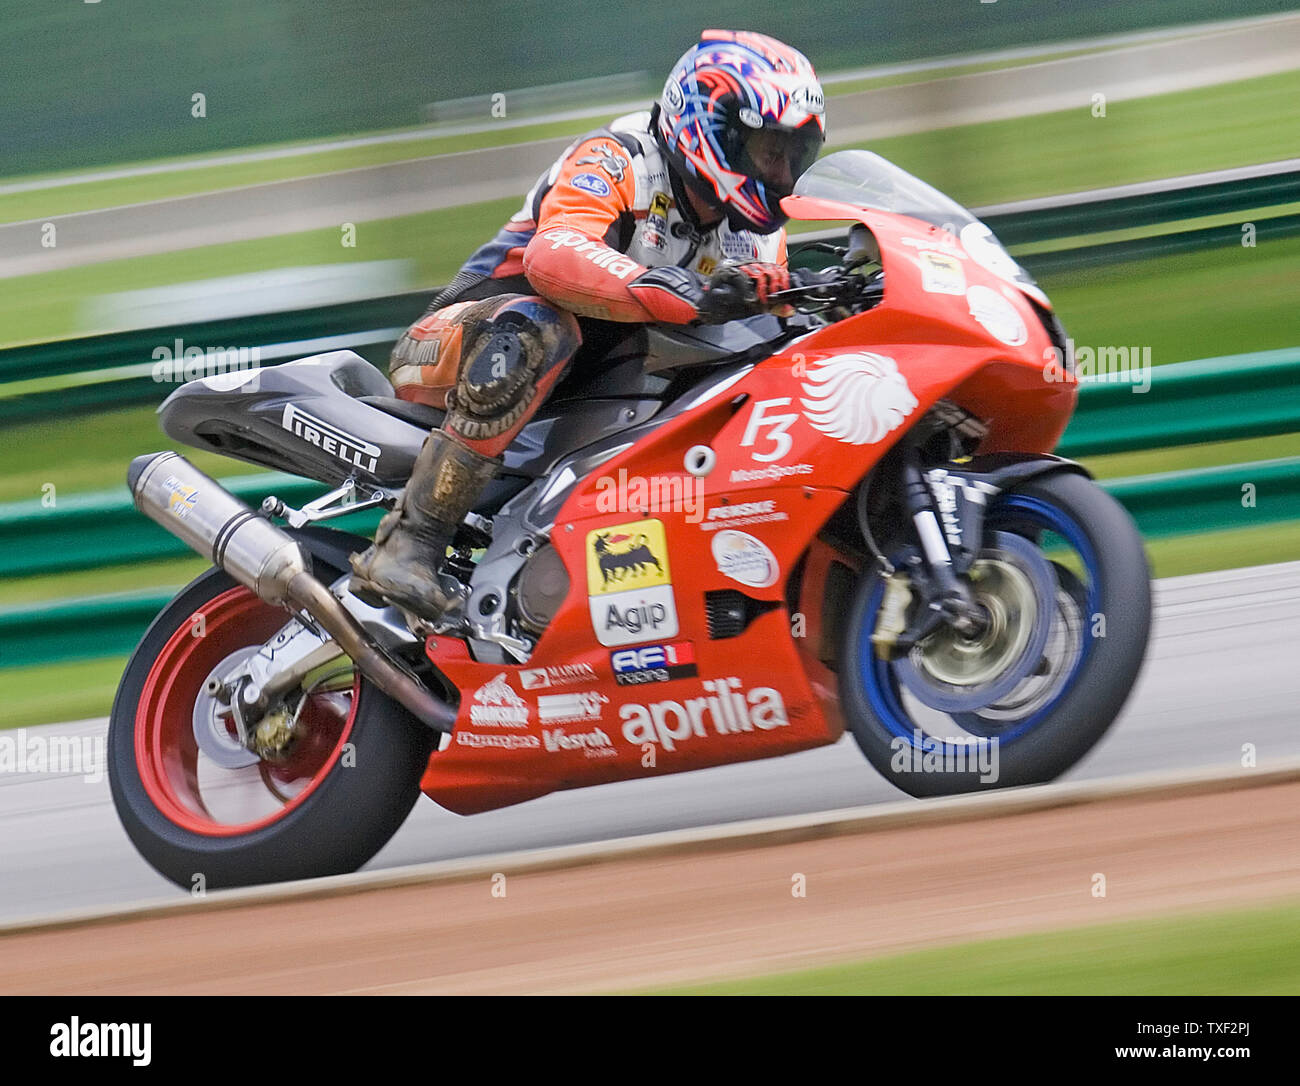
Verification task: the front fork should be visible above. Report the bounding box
[870,449,998,657]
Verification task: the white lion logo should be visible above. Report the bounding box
[800,352,918,445]
[474,673,525,708]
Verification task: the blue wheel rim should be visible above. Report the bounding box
[859,492,1102,749]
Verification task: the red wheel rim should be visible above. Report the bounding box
[135,585,357,837]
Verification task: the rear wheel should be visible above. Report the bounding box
[108,565,436,890]
[840,471,1151,796]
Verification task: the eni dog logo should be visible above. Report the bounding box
[586,519,679,648]
[586,519,671,595]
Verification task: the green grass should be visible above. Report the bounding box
[0,116,616,227]
[0,655,128,731]
[1034,233,1300,366]
[8,56,1295,229]
[647,898,1300,994]
[0,197,521,348]
[825,44,1126,96]
[854,68,1300,208]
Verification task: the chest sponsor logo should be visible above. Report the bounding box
[542,726,616,757]
[469,672,529,727]
[801,353,918,446]
[587,518,679,647]
[519,663,598,690]
[539,229,640,280]
[281,403,380,473]
[570,172,611,198]
[537,691,609,725]
[611,641,697,685]
[621,678,789,751]
[701,500,789,531]
[712,530,779,588]
[720,230,758,261]
[917,250,966,295]
[696,255,718,275]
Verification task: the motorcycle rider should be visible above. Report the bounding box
[350,28,827,622]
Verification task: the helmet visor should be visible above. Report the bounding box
[729,120,824,198]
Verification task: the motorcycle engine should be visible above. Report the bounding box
[512,543,569,634]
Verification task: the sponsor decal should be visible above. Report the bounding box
[642,192,670,251]
[456,732,540,750]
[542,726,616,757]
[711,530,779,588]
[738,106,764,128]
[281,403,380,473]
[538,691,609,725]
[959,221,1023,282]
[917,250,966,295]
[696,255,717,275]
[662,78,686,115]
[611,641,698,686]
[739,397,798,462]
[800,353,918,446]
[700,499,789,531]
[575,144,628,182]
[729,463,812,483]
[586,519,679,647]
[469,672,530,728]
[621,678,789,751]
[519,663,598,690]
[965,285,1028,347]
[597,590,678,646]
[901,235,968,255]
[570,172,611,198]
[792,84,825,115]
[162,474,199,521]
[539,229,641,279]
[720,229,758,261]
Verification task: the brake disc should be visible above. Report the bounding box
[893,531,1056,714]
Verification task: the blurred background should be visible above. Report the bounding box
[1,0,1297,722]
[0,2,1298,993]
[0,2,1297,702]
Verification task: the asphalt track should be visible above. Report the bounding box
[1,560,1296,925]
[2,13,1298,278]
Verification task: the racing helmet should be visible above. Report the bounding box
[655,29,826,234]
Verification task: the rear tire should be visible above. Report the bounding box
[108,565,436,890]
[840,471,1152,796]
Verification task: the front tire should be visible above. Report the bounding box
[108,565,436,890]
[841,471,1152,797]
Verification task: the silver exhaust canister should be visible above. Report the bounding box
[128,451,455,734]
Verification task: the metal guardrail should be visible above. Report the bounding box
[1,162,1296,422]
[2,458,1296,670]
[0,350,1296,582]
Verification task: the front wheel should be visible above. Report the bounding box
[108,565,437,890]
[840,471,1152,797]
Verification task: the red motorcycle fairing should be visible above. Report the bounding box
[418,201,1077,816]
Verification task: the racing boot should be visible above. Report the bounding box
[349,428,499,622]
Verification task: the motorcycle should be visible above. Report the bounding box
[109,149,1152,890]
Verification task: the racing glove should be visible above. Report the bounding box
[628,262,792,325]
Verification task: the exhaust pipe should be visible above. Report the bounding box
[129,451,456,734]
